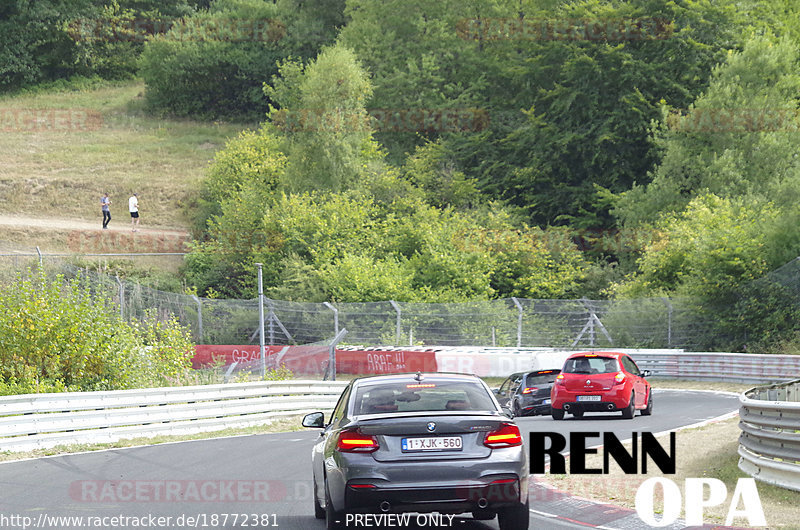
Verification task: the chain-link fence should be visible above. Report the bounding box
[0,251,717,349]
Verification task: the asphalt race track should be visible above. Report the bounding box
[0,390,740,530]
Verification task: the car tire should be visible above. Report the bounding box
[551,408,564,420]
[641,391,653,416]
[498,500,530,530]
[325,481,344,530]
[572,409,584,419]
[622,392,635,419]
[313,480,325,519]
[513,400,522,417]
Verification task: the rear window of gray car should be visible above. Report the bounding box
[525,372,559,386]
[352,381,496,415]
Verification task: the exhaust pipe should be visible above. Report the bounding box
[563,403,571,410]
[477,498,489,509]
[380,501,391,513]
[607,404,614,410]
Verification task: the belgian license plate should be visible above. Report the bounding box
[543,399,551,405]
[577,395,601,402]
[401,436,462,452]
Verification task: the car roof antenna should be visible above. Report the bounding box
[414,372,423,382]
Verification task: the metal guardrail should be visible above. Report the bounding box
[632,352,800,384]
[0,380,349,453]
[738,379,800,492]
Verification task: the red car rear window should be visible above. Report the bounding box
[563,356,619,375]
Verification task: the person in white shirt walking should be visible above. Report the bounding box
[129,193,140,232]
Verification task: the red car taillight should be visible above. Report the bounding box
[336,429,379,453]
[521,387,538,394]
[484,423,522,448]
[614,371,626,385]
[555,374,565,385]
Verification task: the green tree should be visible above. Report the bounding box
[615,36,800,226]
[265,44,379,192]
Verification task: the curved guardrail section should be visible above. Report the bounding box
[738,379,800,492]
[0,380,348,453]
[631,351,800,384]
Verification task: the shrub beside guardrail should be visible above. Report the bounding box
[738,379,800,492]
[0,380,348,453]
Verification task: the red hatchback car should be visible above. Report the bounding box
[550,352,653,420]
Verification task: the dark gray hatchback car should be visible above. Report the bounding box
[302,372,530,530]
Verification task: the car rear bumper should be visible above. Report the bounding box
[551,385,629,410]
[560,400,624,412]
[520,402,552,415]
[344,477,525,513]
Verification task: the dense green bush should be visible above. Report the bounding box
[0,0,204,92]
[0,270,195,395]
[139,0,346,119]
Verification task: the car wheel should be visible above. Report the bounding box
[572,409,584,419]
[313,479,325,519]
[551,408,564,420]
[513,400,522,417]
[622,392,635,419]
[498,500,530,530]
[325,481,344,530]
[641,391,653,416]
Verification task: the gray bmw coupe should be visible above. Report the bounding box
[302,372,529,530]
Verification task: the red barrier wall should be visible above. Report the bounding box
[192,346,437,375]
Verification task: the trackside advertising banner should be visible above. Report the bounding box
[192,345,437,374]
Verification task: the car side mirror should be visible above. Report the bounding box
[302,411,325,428]
[492,388,502,396]
[501,406,514,418]
[641,370,652,377]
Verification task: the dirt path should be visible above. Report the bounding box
[0,214,189,237]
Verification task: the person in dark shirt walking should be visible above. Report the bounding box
[101,193,111,229]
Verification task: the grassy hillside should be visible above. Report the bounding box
[0,80,252,233]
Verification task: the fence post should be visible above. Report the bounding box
[267,300,276,345]
[661,297,673,348]
[511,297,523,348]
[327,328,348,381]
[35,246,42,267]
[115,275,124,320]
[390,300,402,345]
[255,263,266,378]
[324,302,339,337]
[191,294,203,344]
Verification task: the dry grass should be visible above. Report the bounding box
[647,378,752,394]
[0,80,253,232]
[539,416,800,528]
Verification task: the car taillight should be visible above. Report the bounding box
[555,374,565,385]
[484,423,522,448]
[614,371,626,385]
[336,429,379,453]
[521,387,537,394]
